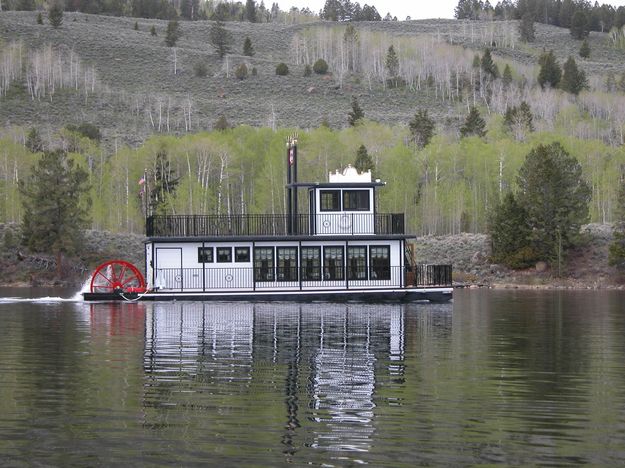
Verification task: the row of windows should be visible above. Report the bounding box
[198,246,250,263]
[196,245,391,282]
[320,190,370,212]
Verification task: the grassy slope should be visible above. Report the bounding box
[2,11,622,145]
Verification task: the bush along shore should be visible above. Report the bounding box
[0,223,622,290]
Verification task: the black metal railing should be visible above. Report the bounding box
[146,213,405,237]
[153,264,452,291]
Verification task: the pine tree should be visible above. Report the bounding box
[385,45,399,86]
[313,59,328,74]
[570,10,589,39]
[503,102,534,140]
[19,150,91,277]
[25,128,44,153]
[609,175,625,270]
[579,39,590,58]
[36,12,43,24]
[537,50,561,89]
[519,12,535,42]
[354,145,374,173]
[48,2,63,28]
[560,56,588,95]
[619,72,625,93]
[150,148,179,215]
[517,142,591,263]
[245,0,257,22]
[480,48,499,79]
[348,95,364,126]
[243,37,254,56]
[235,63,248,80]
[150,25,157,36]
[502,63,513,89]
[165,20,182,47]
[214,115,230,130]
[490,192,535,268]
[134,21,139,30]
[460,106,486,138]
[409,109,435,149]
[210,20,233,59]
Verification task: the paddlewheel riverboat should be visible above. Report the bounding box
[83,138,452,302]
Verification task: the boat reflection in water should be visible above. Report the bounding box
[136,301,451,457]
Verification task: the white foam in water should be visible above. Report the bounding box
[0,276,92,304]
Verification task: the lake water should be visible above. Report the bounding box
[1,288,624,466]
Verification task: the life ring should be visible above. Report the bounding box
[225,274,233,282]
[322,219,331,228]
[339,214,352,230]
[174,274,182,283]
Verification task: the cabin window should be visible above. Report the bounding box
[277,247,298,282]
[343,190,370,211]
[198,247,213,263]
[370,246,391,280]
[323,246,344,280]
[347,246,367,280]
[235,247,250,263]
[320,190,340,211]
[216,247,232,263]
[301,247,321,281]
[254,247,274,282]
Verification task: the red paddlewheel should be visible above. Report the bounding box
[90,260,146,294]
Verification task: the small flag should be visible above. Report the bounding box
[289,148,294,166]
[138,176,145,185]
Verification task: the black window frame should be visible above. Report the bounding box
[216,246,232,263]
[323,246,345,281]
[198,246,213,263]
[347,245,368,280]
[320,190,341,212]
[235,247,250,263]
[370,245,391,280]
[254,247,275,282]
[301,246,321,281]
[277,247,298,282]
[343,190,370,211]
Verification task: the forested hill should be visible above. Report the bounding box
[1,10,625,144]
[2,11,625,240]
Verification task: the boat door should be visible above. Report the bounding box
[155,247,183,291]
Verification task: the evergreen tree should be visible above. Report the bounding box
[150,148,179,215]
[606,71,616,92]
[480,48,499,79]
[619,71,625,93]
[490,192,535,268]
[313,58,328,74]
[134,21,139,30]
[243,37,254,56]
[354,144,374,173]
[275,63,289,75]
[19,150,91,276]
[460,106,486,138]
[579,39,590,58]
[245,0,257,22]
[36,12,43,25]
[570,10,589,39]
[537,50,561,89]
[214,115,230,130]
[25,127,44,153]
[517,142,591,264]
[560,56,588,95]
[519,12,535,42]
[409,109,435,149]
[165,20,182,47]
[503,101,534,140]
[502,63,513,89]
[348,95,364,126]
[48,2,63,28]
[150,25,157,36]
[303,64,312,76]
[472,54,481,69]
[210,20,233,59]
[235,63,248,80]
[385,45,399,86]
[609,175,625,270]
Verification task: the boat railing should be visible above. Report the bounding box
[146,213,405,237]
[152,264,452,291]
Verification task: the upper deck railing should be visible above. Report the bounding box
[146,213,405,237]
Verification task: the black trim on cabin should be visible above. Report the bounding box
[144,234,413,243]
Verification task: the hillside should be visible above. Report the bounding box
[1,11,624,145]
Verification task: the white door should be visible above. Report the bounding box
[155,248,182,290]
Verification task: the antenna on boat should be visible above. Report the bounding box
[286,134,298,235]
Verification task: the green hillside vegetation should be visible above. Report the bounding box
[1,11,625,245]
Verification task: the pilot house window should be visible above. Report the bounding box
[343,190,370,211]
[320,190,340,211]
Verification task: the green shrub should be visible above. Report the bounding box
[194,62,207,78]
[313,58,328,74]
[235,63,248,80]
[275,62,289,76]
[303,64,312,76]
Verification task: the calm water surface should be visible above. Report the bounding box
[1,288,625,466]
